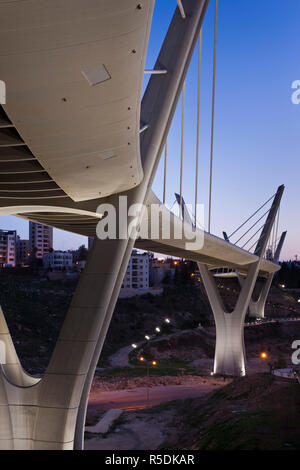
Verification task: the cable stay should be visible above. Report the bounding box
[234,207,271,246]
[227,192,276,241]
[241,223,266,249]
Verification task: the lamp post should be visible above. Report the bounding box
[260,351,268,372]
[139,356,157,406]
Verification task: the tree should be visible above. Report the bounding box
[77,245,88,261]
[29,247,39,275]
[274,353,287,369]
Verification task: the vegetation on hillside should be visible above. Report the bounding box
[163,374,300,450]
[0,271,212,373]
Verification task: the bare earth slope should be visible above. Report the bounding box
[164,374,300,450]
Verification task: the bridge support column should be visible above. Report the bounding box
[239,273,273,318]
[199,187,284,376]
[199,263,260,376]
[0,234,135,449]
[239,231,286,319]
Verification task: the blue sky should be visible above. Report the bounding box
[1,0,299,259]
[150,0,300,260]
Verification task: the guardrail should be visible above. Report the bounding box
[272,368,299,380]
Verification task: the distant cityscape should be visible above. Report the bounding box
[0,222,182,297]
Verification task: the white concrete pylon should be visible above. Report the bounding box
[241,272,274,318]
[177,186,284,377]
[199,262,260,376]
[202,186,284,375]
[74,0,210,450]
[239,231,287,318]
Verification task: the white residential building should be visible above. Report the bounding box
[122,250,149,290]
[43,251,73,270]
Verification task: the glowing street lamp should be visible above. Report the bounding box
[259,351,268,373]
[145,335,150,340]
[132,343,137,349]
[155,327,160,333]
[165,318,170,324]
[144,359,158,404]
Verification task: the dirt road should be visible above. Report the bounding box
[88,382,223,412]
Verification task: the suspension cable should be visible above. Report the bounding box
[234,207,271,245]
[228,193,275,239]
[169,198,177,213]
[179,81,185,214]
[195,30,202,226]
[248,237,260,253]
[208,0,218,233]
[163,137,168,204]
[241,222,266,249]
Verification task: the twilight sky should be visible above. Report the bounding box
[1,0,299,259]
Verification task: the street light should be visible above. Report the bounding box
[132,343,137,349]
[155,327,160,333]
[259,351,268,373]
[142,359,158,405]
[145,335,150,340]
[165,318,170,324]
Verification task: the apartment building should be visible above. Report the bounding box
[16,237,29,266]
[0,230,16,267]
[29,222,53,259]
[122,250,149,290]
[43,251,73,270]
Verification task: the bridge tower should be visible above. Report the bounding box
[241,231,287,318]
[199,185,284,376]
[176,186,284,377]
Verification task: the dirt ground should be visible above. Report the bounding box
[85,375,230,450]
[85,374,300,451]
[85,407,177,450]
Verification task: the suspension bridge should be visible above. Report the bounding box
[0,0,286,450]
